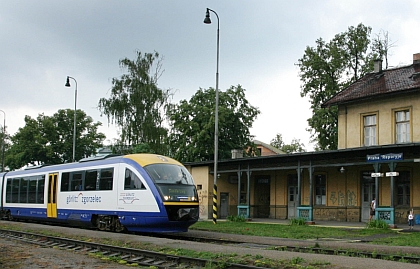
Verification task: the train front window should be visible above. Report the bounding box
[144,164,194,185]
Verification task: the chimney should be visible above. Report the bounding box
[414,53,420,65]
[374,59,382,73]
[231,149,243,159]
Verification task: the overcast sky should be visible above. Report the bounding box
[1,1,419,151]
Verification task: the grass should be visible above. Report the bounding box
[189,219,401,242]
[2,220,420,268]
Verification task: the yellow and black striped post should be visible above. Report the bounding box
[212,184,217,224]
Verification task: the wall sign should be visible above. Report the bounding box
[366,153,403,162]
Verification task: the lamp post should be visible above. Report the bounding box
[65,76,77,162]
[0,109,5,172]
[204,8,220,224]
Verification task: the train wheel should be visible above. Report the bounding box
[114,218,125,233]
[5,211,13,221]
[96,215,108,231]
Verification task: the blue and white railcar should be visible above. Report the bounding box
[0,154,199,233]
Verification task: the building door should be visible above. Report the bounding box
[220,192,229,219]
[254,177,270,218]
[288,174,298,219]
[47,173,58,218]
[361,172,375,222]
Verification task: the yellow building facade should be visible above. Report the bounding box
[187,53,420,225]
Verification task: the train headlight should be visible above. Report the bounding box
[164,196,170,201]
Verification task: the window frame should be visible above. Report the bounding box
[394,108,411,144]
[361,113,378,147]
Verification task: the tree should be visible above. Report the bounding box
[5,109,105,169]
[270,133,306,153]
[297,23,387,150]
[167,85,260,163]
[98,51,172,155]
[0,123,10,171]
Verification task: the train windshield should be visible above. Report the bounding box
[144,164,194,185]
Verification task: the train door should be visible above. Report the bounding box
[287,174,298,219]
[220,192,229,219]
[47,173,58,218]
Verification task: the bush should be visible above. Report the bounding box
[227,215,246,222]
[289,217,306,226]
[366,219,390,229]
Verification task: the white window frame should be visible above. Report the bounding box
[395,110,410,143]
[363,114,377,146]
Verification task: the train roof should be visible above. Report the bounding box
[1,154,184,177]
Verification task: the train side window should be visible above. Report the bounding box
[37,175,45,204]
[85,170,97,190]
[11,178,20,203]
[99,168,113,190]
[19,178,28,203]
[71,171,84,191]
[124,168,146,190]
[5,178,12,203]
[61,172,70,192]
[28,177,37,203]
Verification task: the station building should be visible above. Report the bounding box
[186,53,420,226]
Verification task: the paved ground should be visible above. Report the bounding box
[1,219,419,269]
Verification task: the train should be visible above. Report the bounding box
[0,154,199,233]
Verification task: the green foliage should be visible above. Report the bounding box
[132,143,155,154]
[289,217,307,226]
[270,133,306,153]
[366,219,390,229]
[227,215,246,222]
[167,85,260,162]
[98,51,172,155]
[297,23,388,150]
[5,109,105,169]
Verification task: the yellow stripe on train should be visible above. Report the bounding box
[125,154,183,167]
[164,202,199,206]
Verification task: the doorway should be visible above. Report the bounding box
[254,177,270,218]
[220,192,229,219]
[288,174,298,219]
[361,172,375,222]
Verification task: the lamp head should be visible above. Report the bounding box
[65,76,71,87]
[204,8,211,24]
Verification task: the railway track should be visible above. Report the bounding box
[158,232,420,264]
[0,228,266,269]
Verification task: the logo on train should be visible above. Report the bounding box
[119,192,140,204]
[66,193,102,204]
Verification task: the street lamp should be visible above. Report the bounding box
[204,8,220,224]
[65,76,77,162]
[0,109,5,172]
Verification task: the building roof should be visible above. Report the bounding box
[253,139,285,155]
[323,60,420,107]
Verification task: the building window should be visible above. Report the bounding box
[315,174,326,205]
[363,114,377,146]
[395,110,410,143]
[396,171,410,206]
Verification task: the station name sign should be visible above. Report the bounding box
[366,153,403,162]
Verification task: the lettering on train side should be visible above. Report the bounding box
[66,193,102,204]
